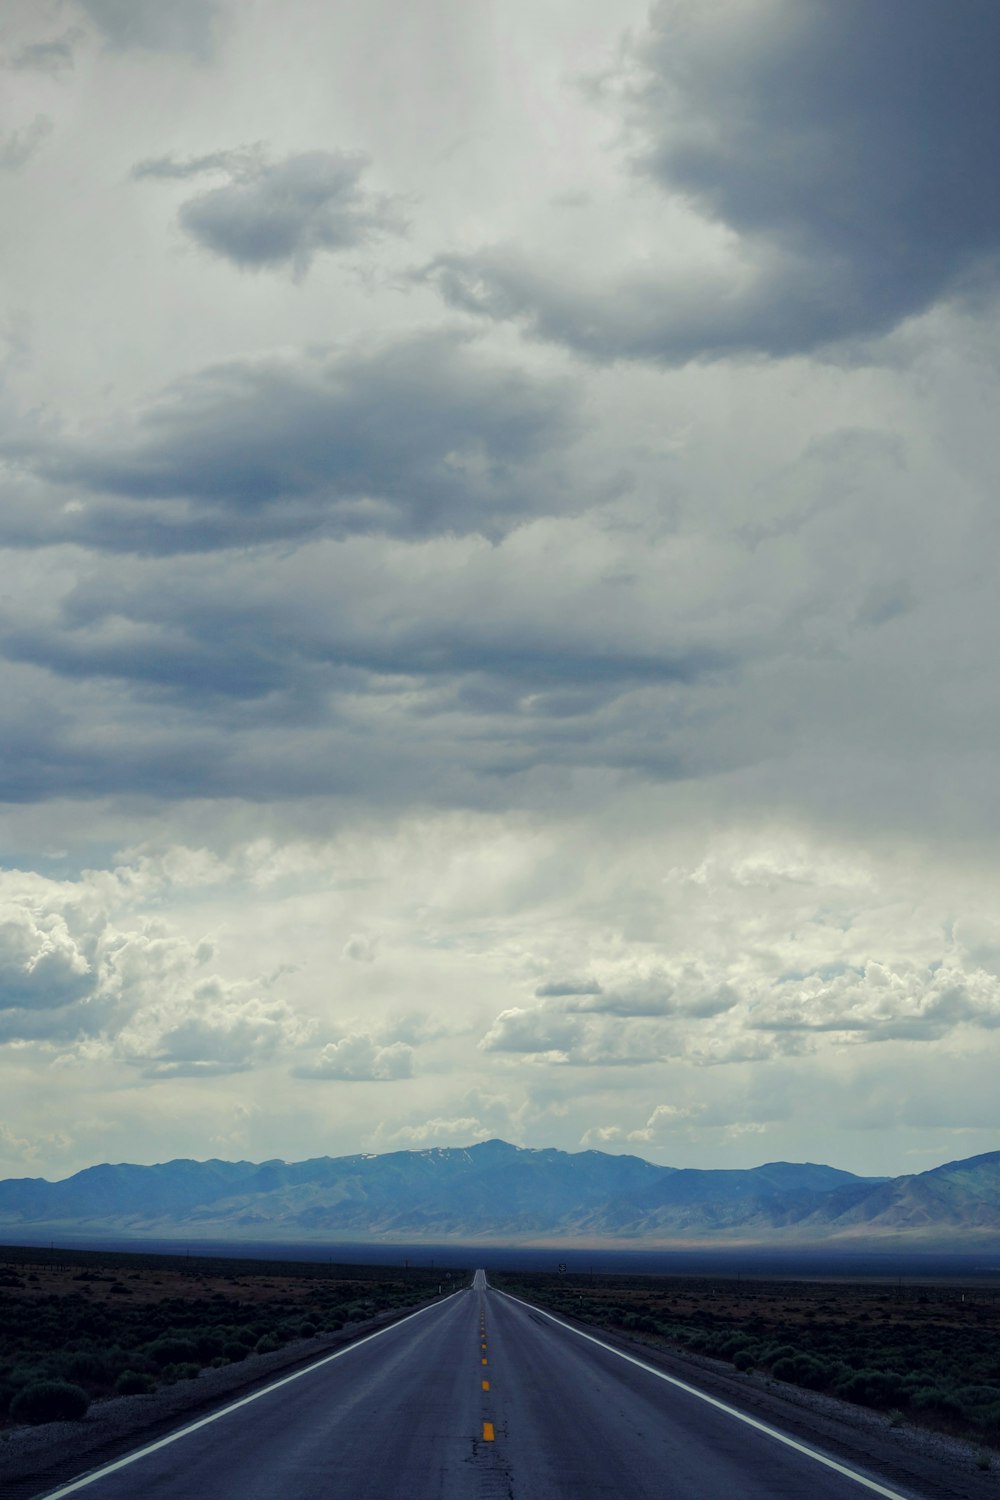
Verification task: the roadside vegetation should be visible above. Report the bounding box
[494,1269,1000,1449]
[0,1245,461,1425]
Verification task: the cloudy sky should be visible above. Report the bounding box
[1,0,999,1184]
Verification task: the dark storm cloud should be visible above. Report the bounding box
[0,529,737,806]
[0,559,727,714]
[6,331,578,550]
[428,0,1000,363]
[175,151,403,274]
[0,117,52,172]
[535,978,603,998]
[75,0,220,59]
[131,146,258,181]
[9,33,80,74]
[132,145,402,275]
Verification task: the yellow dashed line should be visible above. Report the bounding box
[483,1422,495,1441]
[481,1357,488,1365]
[482,1379,490,1391]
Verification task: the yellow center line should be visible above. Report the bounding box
[482,1380,490,1391]
[481,1357,488,1365]
[483,1422,495,1442]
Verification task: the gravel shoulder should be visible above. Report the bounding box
[2,1295,997,1500]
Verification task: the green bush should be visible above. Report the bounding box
[834,1369,902,1409]
[62,1347,124,1384]
[115,1369,155,1395]
[146,1335,200,1368]
[911,1386,965,1418]
[10,1381,90,1425]
[772,1354,831,1391]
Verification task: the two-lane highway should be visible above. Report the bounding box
[40,1271,926,1500]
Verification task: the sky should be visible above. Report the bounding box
[1,0,999,1184]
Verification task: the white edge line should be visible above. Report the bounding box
[39,1287,468,1499]
[495,1287,916,1500]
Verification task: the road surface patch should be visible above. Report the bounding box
[36,1291,465,1499]
[498,1290,915,1500]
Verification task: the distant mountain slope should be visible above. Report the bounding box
[0,1140,995,1248]
[0,1139,996,1245]
[800,1151,1000,1237]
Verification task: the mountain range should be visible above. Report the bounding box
[1,1139,999,1246]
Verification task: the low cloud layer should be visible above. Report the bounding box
[6,331,576,552]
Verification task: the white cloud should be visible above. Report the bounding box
[126,987,309,1078]
[0,904,91,1010]
[479,1007,583,1059]
[378,1116,490,1147]
[295,1033,413,1082]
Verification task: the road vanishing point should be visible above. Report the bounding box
[40,1269,926,1500]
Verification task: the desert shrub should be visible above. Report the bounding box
[61,1347,120,1384]
[910,1386,965,1418]
[5,1363,53,1393]
[733,1349,756,1372]
[834,1369,902,1409]
[10,1381,90,1425]
[761,1344,799,1368]
[162,1363,200,1383]
[955,1385,1000,1411]
[192,1330,225,1361]
[255,1334,280,1354]
[115,1369,155,1395]
[146,1335,200,1368]
[773,1354,831,1391]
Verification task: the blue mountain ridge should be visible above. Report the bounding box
[0,1138,996,1244]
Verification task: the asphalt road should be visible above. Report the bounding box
[40,1270,927,1500]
